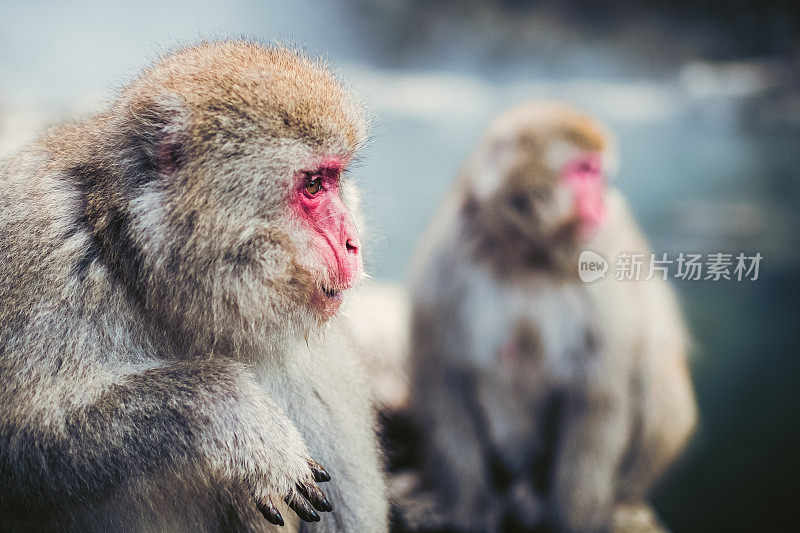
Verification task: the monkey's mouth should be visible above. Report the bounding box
[311,284,345,321]
[321,285,344,301]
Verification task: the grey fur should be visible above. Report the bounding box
[0,41,387,532]
[408,103,696,533]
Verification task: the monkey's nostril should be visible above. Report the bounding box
[346,239,359,254]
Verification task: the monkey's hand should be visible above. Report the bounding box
[176,362,334,527]
[211,391,334,527]
[250,458,334,527]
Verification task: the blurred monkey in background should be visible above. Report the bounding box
[408,102,697,532]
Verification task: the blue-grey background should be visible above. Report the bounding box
[1,1,797,531]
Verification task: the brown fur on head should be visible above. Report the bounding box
[125,41,367,156]
[46,41,369,357]
[458,101,616,279]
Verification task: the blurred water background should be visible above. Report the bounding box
[0,1,797,530]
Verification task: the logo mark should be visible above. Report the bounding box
[578,250,608,283]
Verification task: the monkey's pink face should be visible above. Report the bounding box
[290,158,362,320]
[561,152,606,241]
[465,146,609,275]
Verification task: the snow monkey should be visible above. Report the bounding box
[0,41,388,532]
[409,102,697,532]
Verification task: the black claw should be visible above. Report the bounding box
[297,482,334,512]
[309,459,331,483]
[286,495,321,522]
[318,496,333,513]
[257,502,284,526]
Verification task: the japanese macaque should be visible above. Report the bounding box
[409,102,697,532]
[0,41,388,532]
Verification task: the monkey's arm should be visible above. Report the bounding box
[619,325,697,500]
[410,240,508,528]
[2,359,331,525]
[414,361,503,530]
[550,366,633,533]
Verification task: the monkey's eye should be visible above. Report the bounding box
[305,176,323,196]
[508,192,530,214]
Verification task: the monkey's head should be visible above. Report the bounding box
[460,101,616,277]
[90,41,368,352]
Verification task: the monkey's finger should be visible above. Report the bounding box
[297,481,333,512]
[256,501,284,526]
[285,494,321,522]
[308,459,331,483]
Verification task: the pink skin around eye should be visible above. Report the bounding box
[290,156,362,319]
[562,152,606,240]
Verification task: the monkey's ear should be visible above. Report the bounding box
[155,131,185,174]
[126,92,190,177]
